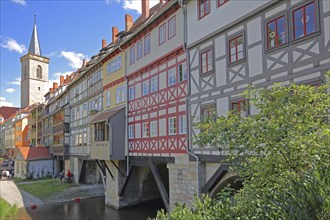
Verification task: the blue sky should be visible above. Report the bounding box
[0,0,158,107]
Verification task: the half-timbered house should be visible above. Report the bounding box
[121,0,189,211]
[183,0,330,201]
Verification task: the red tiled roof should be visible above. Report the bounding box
[17,147,51,161]
[0,106,20,120]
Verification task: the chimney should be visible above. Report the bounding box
[142,0,150,20]
[53,82,58,90]
[102,39,107,48]
[125,14,133,31]
[112,26,119,43]
[60,76,64,86]
[82,59,88,67]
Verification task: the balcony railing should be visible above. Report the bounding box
[69,145,90,157]
[90,141,109,160]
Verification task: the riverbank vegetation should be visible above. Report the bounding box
[16,179,78,199]
[0,198,18,219]
[153,72,330,220]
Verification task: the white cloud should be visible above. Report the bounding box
[0,36,27,54]
[60,51,86,69]
[11,0,27,6]
[53,71,72,78]
[6,88,16,93]
[110,0,159,14]
[9,77,21,85]
[0,97,13,107]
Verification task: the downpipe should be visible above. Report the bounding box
[179,0,200,195]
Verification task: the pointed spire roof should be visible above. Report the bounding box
[28,15,42,56]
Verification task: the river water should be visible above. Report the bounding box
[10,197,164,220]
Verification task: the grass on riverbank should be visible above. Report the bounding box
[0,198,18,219]
[16,179,78,199]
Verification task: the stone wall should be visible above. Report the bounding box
[105,160,163,209]
[167,155,199,210]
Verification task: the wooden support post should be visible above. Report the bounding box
[78,159,85,183]
[111,160,125,177]
[118,166,135,197]
[101,160,114,178]
[95,159,106,177]
[149,162,170,212]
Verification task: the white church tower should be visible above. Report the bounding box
[20,16,49,108]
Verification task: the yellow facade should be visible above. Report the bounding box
[102,51,127,110]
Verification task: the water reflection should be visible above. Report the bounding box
[9,197,164,220]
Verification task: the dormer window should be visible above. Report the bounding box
[37,65,42,79]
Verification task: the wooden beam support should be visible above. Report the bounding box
[78,159,85,183]
[101,160,114,178]
[149,162,170,212]
[201,163,230,194]
[118,166,135,197]
[95,159,106,177]
[111,161,125,177]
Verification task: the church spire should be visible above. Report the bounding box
[28,15,42,56]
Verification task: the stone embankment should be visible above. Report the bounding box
[0,180,104,208]
[43,184,104,204]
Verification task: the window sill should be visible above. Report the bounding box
[291,31,320,46]
[265,43,289,54]
[228,58,246,67]
[200,71,214,77]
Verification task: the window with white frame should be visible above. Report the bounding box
[129,86,135,100]
[169,117,177,135]
[150,121,157,137]
[121,84,127,102]
[144,34,151,55]
[151,76,158,93]
[107,55,122,74]
[116,87,121,104]
[130,45,135,64]
[168,67,177,86]
[106,90,111,107]
[128,125,134,139]
[179,115,187,134]
[143,80,149,96]
[142,122,149,138]
[137,40,143,60]
[168,16,176,39]
[178,63,187,82]
[159,23,166,45]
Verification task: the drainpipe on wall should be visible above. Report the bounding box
[179,0,200,194]
[118,40,130,177]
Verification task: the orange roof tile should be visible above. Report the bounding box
[17,146,51,161]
